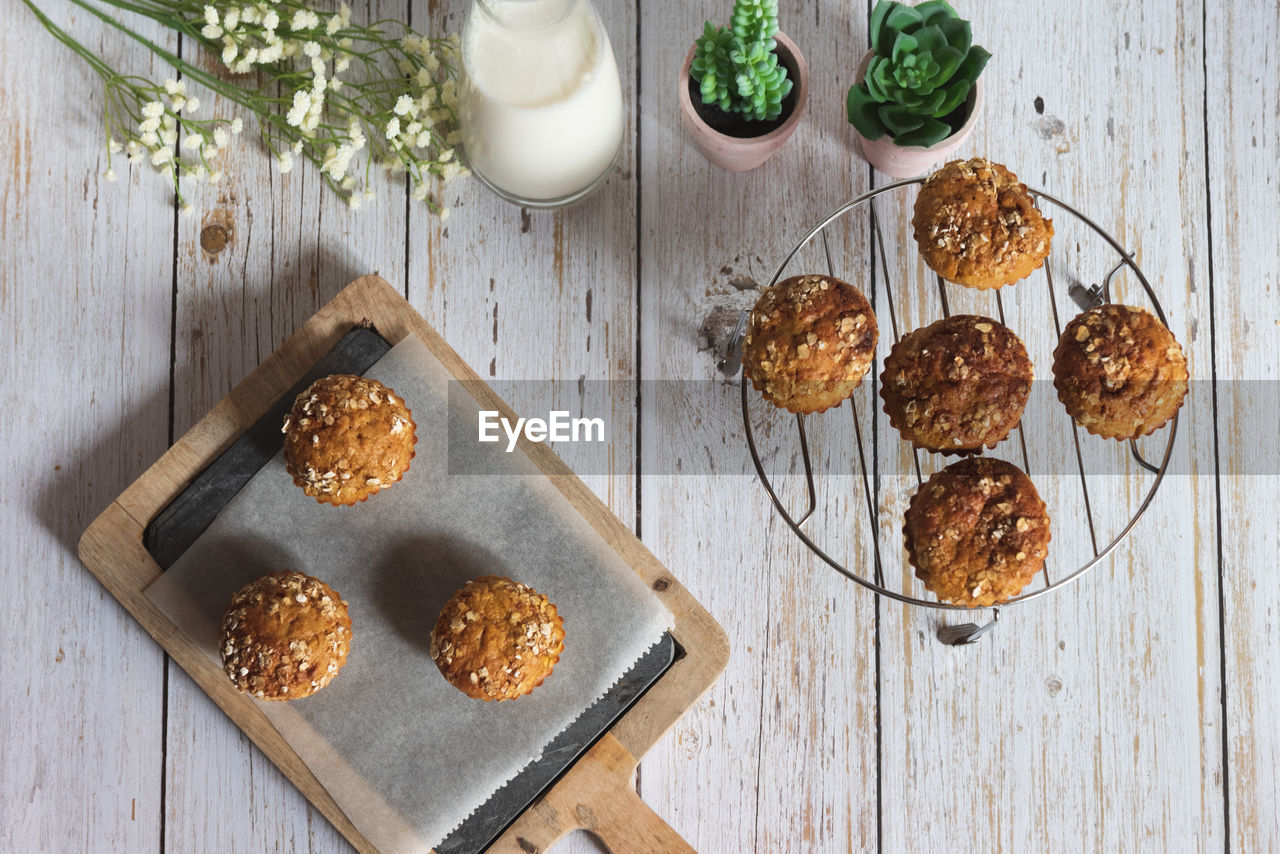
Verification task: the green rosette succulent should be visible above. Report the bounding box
[846,0,991,147]
[690,0,793,122]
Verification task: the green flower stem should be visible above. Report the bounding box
[67,0,258,110]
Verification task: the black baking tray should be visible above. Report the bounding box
[143,325,677,853]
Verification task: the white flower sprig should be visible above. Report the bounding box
[23,0,466,215]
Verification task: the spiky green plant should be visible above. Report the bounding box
[846,0,990,147]
[690,0,793,122]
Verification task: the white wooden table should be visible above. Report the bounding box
[4,0,1278,851]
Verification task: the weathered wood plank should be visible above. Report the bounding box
[874,1,1223,851]
[638,1,880,850]
[1206,1,1280,849]
[162,4,408,851]
[0,3,174,851]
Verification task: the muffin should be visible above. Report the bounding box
[904,457,1051,607]
[880,315,1032,454]
[219,571,353,701]
[1052,304,1188,439]
[742,274,879,414]
[912,158,1054,289]
[282,374,416,505]
[430,576,565,701]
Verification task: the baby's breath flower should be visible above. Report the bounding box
[39,0,462,216]
[286,90,311,127]
[181,203,195,216]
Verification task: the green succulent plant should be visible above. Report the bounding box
[846,0,991,147]
[690,0,794,122]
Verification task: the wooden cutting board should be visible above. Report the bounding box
[78,273,729,853]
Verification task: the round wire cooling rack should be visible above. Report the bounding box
[725,178,1179,642]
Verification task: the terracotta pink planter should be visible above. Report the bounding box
[679,31,809,172]
[850,48,983,178]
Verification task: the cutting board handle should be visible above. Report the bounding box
[496,732,694,853]
[582,782,694,854]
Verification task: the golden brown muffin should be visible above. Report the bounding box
[912,158,1054,289]
[904,457,1051,607]
[1052,304,1188,439]
[880,315,1032,454]
[742,274,879,414]
[282,374,416,506]
[430,576,565,701]
[219,571,353,701]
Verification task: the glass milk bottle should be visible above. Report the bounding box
[457,0,624,208]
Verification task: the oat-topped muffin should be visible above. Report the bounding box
[430,576,565,702]
[904,457,1051,607]
[220,571,352,701]
[282,374,416,505]
[880,315,1032,454]
[1052,304,1188,439]
[912,158,1054,289]
[742,274,879,414]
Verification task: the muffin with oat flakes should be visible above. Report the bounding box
[1052,303,1188,439]
[912,158,1053,289]
[430,576,565,702]
[219,571,352,701]
[282,374,415,506]
[742,274,878,414]
[904,457,1051,607]
[880,315,1032,455]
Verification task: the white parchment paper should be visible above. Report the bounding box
[145,335,672,853]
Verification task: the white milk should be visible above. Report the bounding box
[458,0,623,205]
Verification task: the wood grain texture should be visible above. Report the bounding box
[874,2,1223,852]
[0,4,173,851]
[1206,1,1280,850]
[638,2,880,851]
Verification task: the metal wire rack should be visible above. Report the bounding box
[727,178,1179,642]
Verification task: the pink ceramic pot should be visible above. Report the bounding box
[850,48,983,178]
[679,31,809,172]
